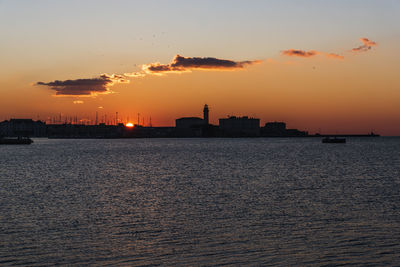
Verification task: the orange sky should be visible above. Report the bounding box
[1,1,399,135]
[1,49,398,135]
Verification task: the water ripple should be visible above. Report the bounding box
[1,137,399,265]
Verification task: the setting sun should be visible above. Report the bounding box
[125,122,134,127]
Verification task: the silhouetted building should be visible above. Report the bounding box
[175,117,203,137]
[175,104,212,137]
[261,121,308,137]
[175,117,205,129]
[123,125,175,138]
[47,123,124,138]
[219,116,260,137]
[262,122,287,136]
[176,104,210,129]
[0,119,46,137]
[203,104,209,125]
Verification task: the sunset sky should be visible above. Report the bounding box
[1,0,399,135]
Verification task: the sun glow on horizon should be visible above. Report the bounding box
[125,122,134,127]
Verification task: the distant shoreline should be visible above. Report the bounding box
[41,135,381,139]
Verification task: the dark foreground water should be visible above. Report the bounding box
[1,137,399,266]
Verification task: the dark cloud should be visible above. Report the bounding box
[281,49,318,58]
[145,63,180,73]
[143,55,261,74]
[36,74,128,96]
[352,38,378,52]
[282,49,344,60]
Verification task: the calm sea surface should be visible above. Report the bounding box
[1,137,399,266]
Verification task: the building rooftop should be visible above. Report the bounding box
[176,117,203,121]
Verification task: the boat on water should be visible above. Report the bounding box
[322,137,346,143]
[0,137,33,145]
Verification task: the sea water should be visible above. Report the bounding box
[1,137,399,266]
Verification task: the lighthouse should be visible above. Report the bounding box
[203,104,209,125]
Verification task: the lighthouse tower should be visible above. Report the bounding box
[203,104,209,125]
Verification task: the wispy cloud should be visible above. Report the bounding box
[143,55,262,74]
[36,74,129,97]
[73,100,84,104]
[281,49,318,58]
[281,49,344,60]
[351,38,378,53]
[282,38,377,60]
[123,72,146,78]
[324,53,345,60]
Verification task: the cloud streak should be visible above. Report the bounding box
[36,74,129,97]
[281,49,318,58]
[324,52,345,60]
[143,55,261,74]
[281,49,344,60]
[123,72,146,78]
[282,38,377,60]
[351,38,378,52]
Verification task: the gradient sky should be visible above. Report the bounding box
[1,0,399,135]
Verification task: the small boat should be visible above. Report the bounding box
[0,137,33,145]
[322,137,346,143]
